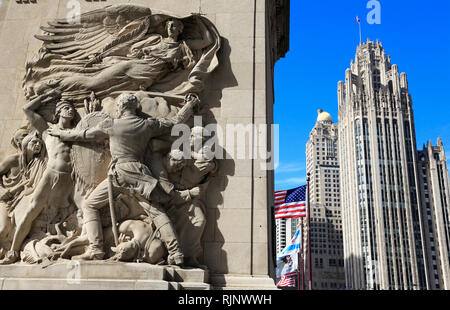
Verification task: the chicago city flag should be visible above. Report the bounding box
[274,185,307,219]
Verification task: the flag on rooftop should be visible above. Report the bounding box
[274,185,307,219]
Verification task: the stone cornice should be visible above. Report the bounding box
[268,0,290,66]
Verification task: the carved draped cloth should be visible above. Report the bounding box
[0,151,47,215]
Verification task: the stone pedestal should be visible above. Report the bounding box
[0,261,209,290]
[210,274,279,290]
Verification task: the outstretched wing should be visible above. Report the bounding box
[35,4,153,61]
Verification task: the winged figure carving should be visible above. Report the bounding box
[23,4,221,105]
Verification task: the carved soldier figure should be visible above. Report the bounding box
[48,93,198,265]
[109,149,202,265]
[0,90,77,264]
[166,128,217,268]
[152,150,212,267]
[150,149,202,205]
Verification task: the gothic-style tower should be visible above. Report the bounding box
[338,40,427,290]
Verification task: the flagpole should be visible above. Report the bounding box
[357,16,362,46]
[300,218,304,290]
[296,217,300,291]
[307,173,312,290]
[297,250,300,290]
[359,22,362,46]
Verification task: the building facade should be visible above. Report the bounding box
[417,139,450,289]
[305,110,345,289]
[275,217,299,256]
[275,218,287,255]
[338,40,427,290]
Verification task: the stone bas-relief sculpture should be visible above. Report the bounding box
[0,4,220,270]
[23,4,220,104]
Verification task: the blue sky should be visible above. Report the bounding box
[274,0,450,191]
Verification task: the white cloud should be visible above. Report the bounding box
[276,177,306,186]
[275,162,305,174]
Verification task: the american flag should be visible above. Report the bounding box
[356,16,360,24]
[276,271,297,287]
[274,185,307,219]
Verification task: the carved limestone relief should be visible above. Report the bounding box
[0,4,221,269]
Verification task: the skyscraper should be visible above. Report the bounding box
[338,40,427,290]
[275,218,287,255]
[305,109,345,289]
[417,139,450,289]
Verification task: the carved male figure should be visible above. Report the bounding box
[150,149,202,205]
[0,90,77,264]
[153,148,211,268]
[48,93,198,265]
[109,219,167,264]
[167,128,217,267]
